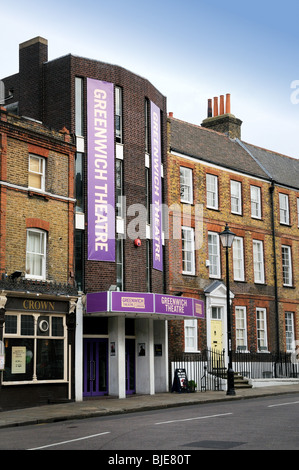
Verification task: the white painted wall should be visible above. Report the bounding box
[108,316,126,398]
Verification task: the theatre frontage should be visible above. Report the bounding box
[82,291,204,398]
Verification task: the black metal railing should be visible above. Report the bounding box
[170,349,299,391]
[232,351,299,379]
[170,349,226,392]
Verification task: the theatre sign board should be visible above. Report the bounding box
[86,292,204,320]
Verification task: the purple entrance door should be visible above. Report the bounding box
[83,339,108,396]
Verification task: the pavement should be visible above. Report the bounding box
[0,384,298,429]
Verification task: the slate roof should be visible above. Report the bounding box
[169,117,270,180]
[169,117,299,189]
[241,142,299,190]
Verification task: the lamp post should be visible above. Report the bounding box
[219,223,236,396]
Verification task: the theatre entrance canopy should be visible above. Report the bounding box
[86,292,204,320]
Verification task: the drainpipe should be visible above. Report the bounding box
[269,182,280,358]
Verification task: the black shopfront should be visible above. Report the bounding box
[0,287,77,411]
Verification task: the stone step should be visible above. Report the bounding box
[234,373,252,389]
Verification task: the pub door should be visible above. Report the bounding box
[125,339,135,395]
[83,339,108,396]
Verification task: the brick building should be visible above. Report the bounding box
[167,95,299,370]
[0,107,77,410]
[2,36,204,400]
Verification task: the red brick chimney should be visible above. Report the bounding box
[201,94,242,139]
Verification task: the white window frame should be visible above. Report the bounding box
[182,227,195,275]
[211,306,222,320]
[235,306,248,351]
[208,231,221,278]
[180,167,193,204]
[250,185,262,219]
[231,180,242,215]
[184,319,198,352]
[285,312,295,352]
[256,308,268,351]
[28,155,45,191]
[233,236,245,281]
[281,245,293,286]
[26,229,47,280]
[253,239,265,284]
[206,174,218,210]
[279,193,290,225]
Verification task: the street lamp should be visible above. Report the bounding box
[219,223,236,396]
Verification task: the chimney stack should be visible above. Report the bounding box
[201,93,242,139]
[19,37,48,121]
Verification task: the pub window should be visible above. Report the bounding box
[3,313,66,383]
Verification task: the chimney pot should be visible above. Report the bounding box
[169,112,173,117]
[207,99,212,118]
[213,97,218,117]
[220,95,224,115]
[226,94,231,114]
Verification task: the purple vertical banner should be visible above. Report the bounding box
[87,78,115,261]
[151,101,163,271]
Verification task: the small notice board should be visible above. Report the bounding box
[171,368,189,393]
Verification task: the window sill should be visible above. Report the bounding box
[28,190,49,201]
[231,212,243,216]
[2,379,67,386]
[184,350,201,354]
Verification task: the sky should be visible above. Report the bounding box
[1,0,299,159]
